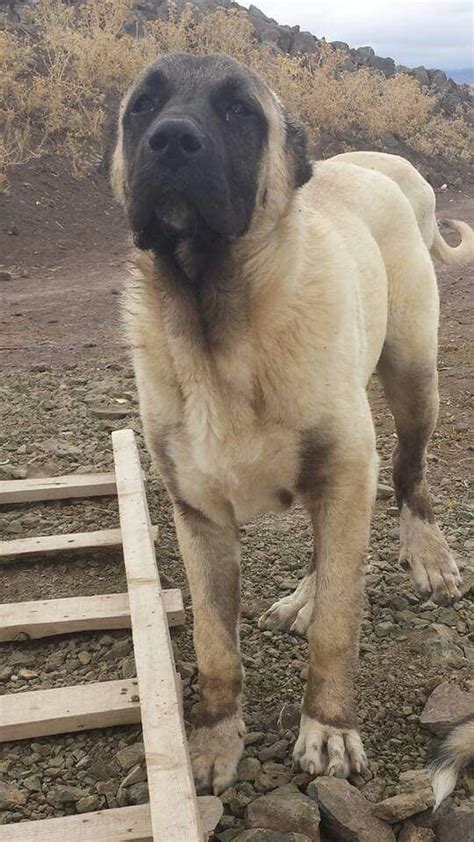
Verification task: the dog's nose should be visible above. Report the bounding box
[148,118,204,167]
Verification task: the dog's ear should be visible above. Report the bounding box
[284,110,313,189]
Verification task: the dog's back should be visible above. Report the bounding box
[330,151,474,266]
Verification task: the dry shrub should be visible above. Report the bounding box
[0,0,472,189]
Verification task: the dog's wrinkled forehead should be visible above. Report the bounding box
[124,52,276,120]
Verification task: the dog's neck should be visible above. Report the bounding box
[145,196,303,354]
[151,235,250,353]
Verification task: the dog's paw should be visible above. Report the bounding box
[399,507,461,604]
[258,575,314,633]
[293,713,367,778]
[290,601,314,636]
[189,715,245,795]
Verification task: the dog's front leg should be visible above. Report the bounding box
[294,427,377,777]
[172,499,244,794]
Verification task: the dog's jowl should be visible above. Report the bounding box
[112,53,473,793]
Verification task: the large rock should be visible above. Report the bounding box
[245,784,321,842]
[330,41,351,53]
[290,31,317,55]
[435,804,474,842]
[411,67,430,87]
[428,69,448,90]
[370,56,396,77]
[307,777,396,842]
[420,681,474,735]
[355,46,375,65]
[247,5,292,51]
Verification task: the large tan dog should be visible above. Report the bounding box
[112,53,473,794]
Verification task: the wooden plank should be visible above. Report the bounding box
[0,590,184,642]
[0,679,141,742]
[0,798,223,841]
[0,472,116,505]
[0,526,158,562]
[112,429,203,841]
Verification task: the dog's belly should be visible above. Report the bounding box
[175,424,300,523]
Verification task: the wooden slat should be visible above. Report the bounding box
[0,798,223,842]
[0,472,116,505]
[0,679,141,742]
[112,429,203,841]
[0,590,185,642]
[0,526,158,562]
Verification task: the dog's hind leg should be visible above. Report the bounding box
[172,500,245,794]
[258,558,315,635]
[377,255,461,603]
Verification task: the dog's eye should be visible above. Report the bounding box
[131,94,156,114]
[225,101,251,120]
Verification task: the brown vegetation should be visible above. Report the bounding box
[1,0,472,190]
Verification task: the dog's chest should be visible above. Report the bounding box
[177,386,300,522]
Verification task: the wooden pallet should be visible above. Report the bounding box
[0,430,222,841]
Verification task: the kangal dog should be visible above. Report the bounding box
[111,52,473,795]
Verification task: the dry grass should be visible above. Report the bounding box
[1,0,472,189]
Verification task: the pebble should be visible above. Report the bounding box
[255,763,293,792]
[47,785,90,805]
[115,742,145,771]
[127,782,149,805]
[76,794,101,813]
[0,784,27,811]
[238,758,262,782]
[120,764,147,788]
[373,789,434,823]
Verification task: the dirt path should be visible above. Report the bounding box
[0,175,472,837]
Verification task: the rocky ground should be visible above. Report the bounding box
[0,180,473,839]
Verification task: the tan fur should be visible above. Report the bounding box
[113,72,473,792]
[332,151,474,265]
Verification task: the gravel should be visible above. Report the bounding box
[0,350,472,837]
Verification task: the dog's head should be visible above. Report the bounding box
[112,53,312,255]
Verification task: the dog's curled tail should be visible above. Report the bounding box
[431,219,474,265]
[429,716,474,810]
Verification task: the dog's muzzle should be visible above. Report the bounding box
[148,118,206,172]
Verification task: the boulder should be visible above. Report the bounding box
[331,41,351,53]
[420,681,474,735]
[428,69,448,90]
[355,46,375,65]
[411,67,430,87]
[370,56,396,77]
[247,5,291,51]
[307,777,396,842]
[290,31,317,55]
[245,784,321,841]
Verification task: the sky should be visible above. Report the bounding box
[239,0,474,72]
